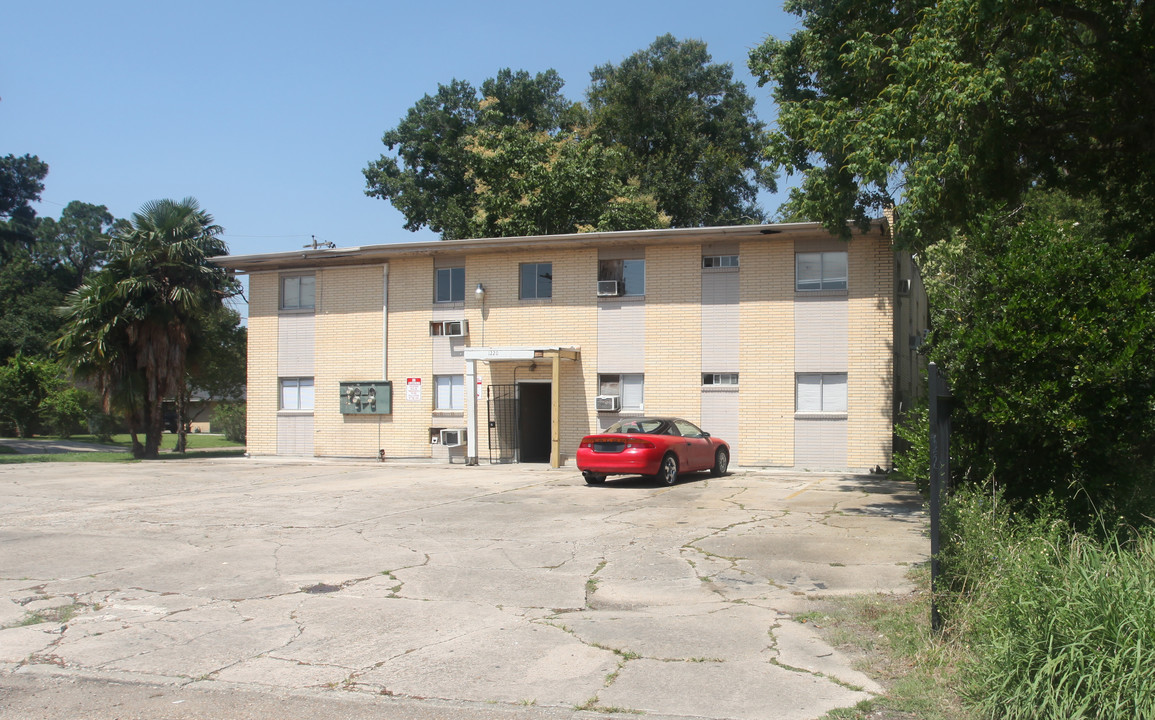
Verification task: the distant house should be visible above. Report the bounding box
[213,221,925,470]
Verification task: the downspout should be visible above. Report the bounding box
[465,359,478,465]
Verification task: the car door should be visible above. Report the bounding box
[673,419,714,471]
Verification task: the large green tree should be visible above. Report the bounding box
[749,0,1155,250]
[366,36,774,239]
[588,34,775,227]
[364,70,577,239]
[0,202,115,361]
[0,153,49,254]
[462,114,668,237]
[35,201,114,287]
[57,198,239,458]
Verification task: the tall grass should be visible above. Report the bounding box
[941,486,1155,720]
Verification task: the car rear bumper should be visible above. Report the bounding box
[576,450,662,476]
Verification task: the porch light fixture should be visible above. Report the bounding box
[475,282,486,299]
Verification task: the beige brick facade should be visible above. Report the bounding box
[227,223,907,470]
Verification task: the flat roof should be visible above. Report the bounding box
[211,220,886,273]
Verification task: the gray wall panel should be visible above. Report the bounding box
[278,313,315,376]
[794,417,847,468]
[794,297,848,373]
[597,301,645,372]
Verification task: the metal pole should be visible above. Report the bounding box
[928,362,951,633]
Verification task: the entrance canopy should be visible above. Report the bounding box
[462,347,580,467]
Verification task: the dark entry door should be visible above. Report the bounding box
[518,383,551,463]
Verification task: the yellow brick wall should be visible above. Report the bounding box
[242,230,896,468]
[312,264,387,458]
[382,257,436,458]
[738,239,795,466]
[246,272,280,455]
[466,248,599,461]
[644,244,701,419]
[848,232,895,467]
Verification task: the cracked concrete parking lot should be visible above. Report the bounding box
[0,459,927,720]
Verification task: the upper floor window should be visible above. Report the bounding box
[435,267,465,303]
[520,262,552,299]
[280,377,315,410]
[796,252,848,291]
[281,275,315,310]
[703,255,739,269]
[598,258,645,296]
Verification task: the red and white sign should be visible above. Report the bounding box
[406,377,422,402]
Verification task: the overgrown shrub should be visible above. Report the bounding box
[86,412,120,443]
[39,386,95,438]
[892,400,930,493]
[940,486,1155,719]
[213,402,245,444]
[923,216,1155,522]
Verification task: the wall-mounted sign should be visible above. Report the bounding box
[406,377,422,402]
[340,381,392,415]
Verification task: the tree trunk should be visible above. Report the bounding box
[175,387,188,453]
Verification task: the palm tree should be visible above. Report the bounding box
[57,198,238,458]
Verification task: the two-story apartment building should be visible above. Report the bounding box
[214,221,924,471]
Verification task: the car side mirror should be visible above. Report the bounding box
[701,432,710,438]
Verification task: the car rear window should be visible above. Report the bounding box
[606,419,673,435]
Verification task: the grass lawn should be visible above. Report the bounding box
[71,433,244,450]
[807,567,974,720]
[0,432,244,464]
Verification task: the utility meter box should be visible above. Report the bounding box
[340,381,392,414]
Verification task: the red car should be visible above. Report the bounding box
[577,417,730,485]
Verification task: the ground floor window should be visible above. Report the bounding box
[435,375,465,410]
[599,373,644,411]
[280,378,315,410]
[796,373,847,413]
[703,372,739,386]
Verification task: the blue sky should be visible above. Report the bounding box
[4,0,801,261]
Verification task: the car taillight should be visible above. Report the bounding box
[624,439,655,449]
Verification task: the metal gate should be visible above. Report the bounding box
[487,384,518,464]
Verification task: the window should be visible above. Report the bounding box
[520,262,552,299]
[703,255,739,268]
[280,378,315,410]
[703,373,739,386]
[281,275,315,310]
[796,373,848,413]
[434,375,465,411]
[435,267,465,303]
[796,252,848,291]
[598,258,645,296]
[429,320,468,337]
[599,373,644,411]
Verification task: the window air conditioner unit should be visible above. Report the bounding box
[597,280,620,297]
[440,428,466,447]
[445,320,468,337]
[595,395,621,412]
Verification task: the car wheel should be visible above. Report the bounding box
[583,472,606,485]
[711,448,729,477]
[658,454,679,485]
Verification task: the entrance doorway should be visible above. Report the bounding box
[486,382,552,464]
[517,382,551,463]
